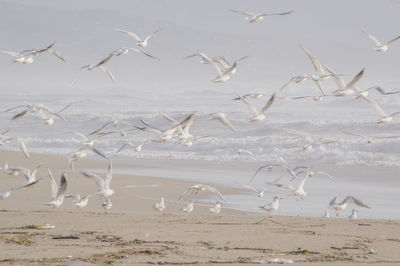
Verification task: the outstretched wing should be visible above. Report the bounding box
[114,28,142,41]
[81,171,105,192]
[362,29,382,47]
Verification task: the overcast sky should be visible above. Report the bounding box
[1,0,400,92]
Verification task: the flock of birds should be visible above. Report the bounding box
[1,6,400,219]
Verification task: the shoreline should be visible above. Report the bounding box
[1,150,400,265]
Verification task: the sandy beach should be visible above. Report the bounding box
[1,150,400,265]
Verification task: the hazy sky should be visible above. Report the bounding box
[1,0,400,92]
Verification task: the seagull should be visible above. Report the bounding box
[0,162,8,171]
[111,47,159,60]
[259,196,281,214]
[343,131,400,144]
[2,103,70,124]
[154,197,165,211]
[232,93,266,100]
[67,148,88,171]
[372,87,400,95]
[1,42,65,64]
[7,163,42,181]
[2,137,30,158]
[89,120,134,136]
[211,56,247,82]
[362,29,400,52]
[139,112,196,142]
[117,139,150,153]
[184,51,232,71]
[323,208,330,218]
[114,28,162,48]
[102,198,113,211]
[244,184,267,198]
[237,92,276,122]
[72,53,117,85]
[44,169,67,209]
[208,112,236,132]
[182,200,194,213]
[178,184,225,202]
[73,132,108,159]
[359,94,400,124]
[0,180,40,200]
[329,196,371,216]
[81,160,114,199]
[324,65,365,97]
[343,131,373,144]
[229,9,294,23]
[301,46,330,81]
[348,209,358,219]
[209,201,222,214]
[65,194,91,208]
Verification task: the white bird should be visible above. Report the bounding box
[1,42,65,64]
[359,94,400,124]
[0,162,8,171]
[2,103,70,123]
[89,120,134,136]
[81,160,114,199]
[323,208,330,218]
[237,92,276,122]
[111,46,158,60]
[329,196,371,216]
[65,194,91,208]
[73,53,117,85]
[343,131,400,144]
[259,196,280,214]
[8,163,42,184]
[209,201,222,214]
[301,46,330,81]
[73,132,108,159]
[324,65,365,97]
[211,56,247,82]
[114,28,162,48]
[182,200,194,213]
[0,180,40,200]
[244,184,267,198]
[102,198,113,211]
[154,197,165,211]
[232,93,266,100]
[44,170,67,209]
[208,112,236,132]
[348,209,358,219]
[178,184,225,202]
[362,29,400,52]
[117,139,150,153]
[229,9,294,23]
[0,134,30,158]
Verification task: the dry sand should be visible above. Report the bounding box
[0,150,399,265]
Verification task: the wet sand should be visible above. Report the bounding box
[0,150,399,265]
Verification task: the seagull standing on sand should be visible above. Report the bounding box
[154,197,165,211]
[348,209,358,219]
[44,170,67,209]
[182,200,194,213]
[229,9,294,23]
[81,160,114,199]
[209,201,222,214]
[102,198,113,211]
[362,29,400,52]
[260,196,280,214]
[114,28,162,48]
